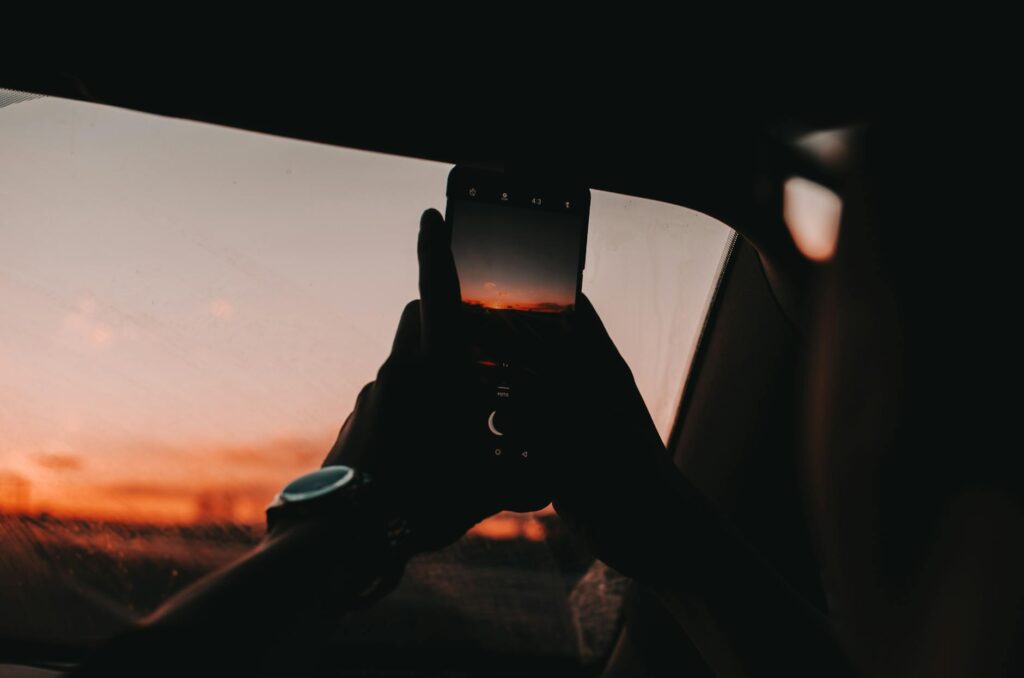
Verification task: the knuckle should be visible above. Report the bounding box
[377,355,404,381]
[402,299,420,317]
[355,381,374,406]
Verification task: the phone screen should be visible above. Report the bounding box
[444,169,589,488]
[450,200,584,314]
[447,167,589,322]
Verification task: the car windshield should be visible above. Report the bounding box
[0,91,735,668]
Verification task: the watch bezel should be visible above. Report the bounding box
[265,464,416,568]
[277,465,355,504]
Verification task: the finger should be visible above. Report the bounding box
[573,294,611,339]
[570,294,637,385]
[417,208,462,355]
[390,300,422,356]
[324,381,374,467]
[551,497,577,526]
[349,380,374,417]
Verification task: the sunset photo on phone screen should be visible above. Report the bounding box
[451,200,583,314]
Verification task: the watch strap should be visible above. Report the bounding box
[266,467,418,603]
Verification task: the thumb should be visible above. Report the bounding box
[417,208,462,356]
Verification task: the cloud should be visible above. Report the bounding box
[101,480,273,498]
[62,297,114,349]
[33,452,84,472]
[103,481,184,499]
[210,299,235,319]
[528,302,570,313]
[101,479,280,524]
[213,437,322,467]
[91,327,113,346]
[20,434,331,524]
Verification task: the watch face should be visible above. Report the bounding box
[279,465,354,502]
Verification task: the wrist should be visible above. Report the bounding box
[264,517,404,603]
[264,465,415,603]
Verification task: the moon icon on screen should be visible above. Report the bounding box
[487,411,504,436]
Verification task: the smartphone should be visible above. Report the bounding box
[445,166,590,477]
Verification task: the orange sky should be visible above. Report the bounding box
[0,94,732,532]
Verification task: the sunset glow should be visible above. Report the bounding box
[1,95,732,536]
[463,299,571,313]
[0,436,328,525]
[451,199,581,313]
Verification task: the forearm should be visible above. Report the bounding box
[71,520,393,676]
[652,474,854,678]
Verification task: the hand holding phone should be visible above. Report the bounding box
[445,167,590,509]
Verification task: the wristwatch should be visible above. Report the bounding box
[265,465,414,601]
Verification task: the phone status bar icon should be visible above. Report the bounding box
[468,188,477,197]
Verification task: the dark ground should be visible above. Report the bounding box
[0,512,624,671]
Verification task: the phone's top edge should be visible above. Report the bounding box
[446,166,591,212]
